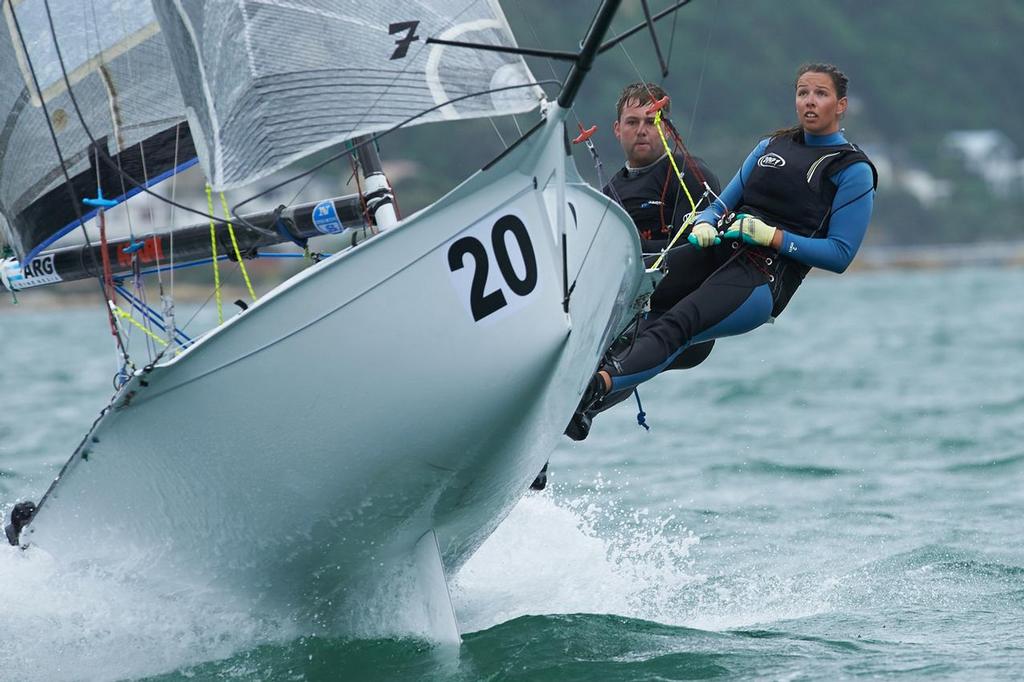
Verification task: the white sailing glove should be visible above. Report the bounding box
[723,214,777,248]
[687,222,720,248]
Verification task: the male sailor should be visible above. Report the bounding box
[561,82,722,443]
[532,82,721,487]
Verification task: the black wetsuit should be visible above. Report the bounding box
[604,131,877,394]
[604,152,720,254]
[603,151,721,371]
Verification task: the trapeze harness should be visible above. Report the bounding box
[604,130,878,394]
[604,152,720,254]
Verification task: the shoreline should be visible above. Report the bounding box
[852,240,1024,270]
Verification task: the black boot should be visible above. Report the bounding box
[5,500,36,546]
[579,373,609,413]
[564,410,593,441]
[563,374,608,442]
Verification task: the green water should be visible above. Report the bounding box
[2,266,1022,680]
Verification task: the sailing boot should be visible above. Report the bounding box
[564,373,608,441]
[564,410,593,441]
[5,500,36,546]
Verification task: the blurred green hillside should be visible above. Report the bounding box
[380,0,1024,246]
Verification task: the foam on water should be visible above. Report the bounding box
[452,487,700,632]
[2,480,826,681]
[452,479,835,635]
[0,542,292,682]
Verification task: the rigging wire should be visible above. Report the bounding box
[598,0,714,427]
[31,0,551,249]
[661,0,681,86]
[8,0,128,357]
[606,3,718,241]
[488,117,509,148]
[18,0,581,376]
[159,123,183,351]
[228,80,559,220]
[686,0,718,144]
[512,0,618,198]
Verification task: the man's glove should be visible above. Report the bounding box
[722,213,777,248]
[687,222,720,248]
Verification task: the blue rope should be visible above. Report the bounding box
[633,389,650,431]
[114,251,327,281]
[113,284,193,347]
[274,213,308,249]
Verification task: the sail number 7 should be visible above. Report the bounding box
[446,214,539,323]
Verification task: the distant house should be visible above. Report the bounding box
[862,144,952,208]
[943,130,1022,197]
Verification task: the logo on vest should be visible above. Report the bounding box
[758,153,786,169]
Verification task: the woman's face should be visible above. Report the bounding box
[795,71,847,135]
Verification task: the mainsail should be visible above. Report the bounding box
[0,0,542,261]
[154,0,544,190]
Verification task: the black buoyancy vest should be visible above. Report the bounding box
[605,154,716,244]
[737,132,877,239]
[737,132,877,318]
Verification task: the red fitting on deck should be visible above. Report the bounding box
[645,95,670,114]
[572,124,597,144]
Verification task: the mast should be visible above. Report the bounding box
[352,135,398,230]
[557,0,624,109]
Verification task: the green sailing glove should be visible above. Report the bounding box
[687,222,721,248]
[723,214,777,247]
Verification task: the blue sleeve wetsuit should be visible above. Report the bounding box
[602,131,876,395]
[698,133,875,273]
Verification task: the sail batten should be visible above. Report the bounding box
[155,0,543,190]
[0,0,541,261]
[0,0,190,260]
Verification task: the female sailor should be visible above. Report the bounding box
[574,62,878,433]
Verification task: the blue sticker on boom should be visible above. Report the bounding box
[312,200,344,234]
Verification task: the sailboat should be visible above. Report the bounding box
[1,0,678,640]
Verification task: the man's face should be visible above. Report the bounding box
[613,98,663,167]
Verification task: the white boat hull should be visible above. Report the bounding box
[23,108,646,635]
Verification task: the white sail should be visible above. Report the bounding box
[0,0,541,259]
[154,0,544,190]
[0,0,189,260]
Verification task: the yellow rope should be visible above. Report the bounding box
[650,111,701,270]
[218,191,258,302]
[205,184,223,324]
[112,305,168,347]
[650,213,698,271]
[654,110,697,212]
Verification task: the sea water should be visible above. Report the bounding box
[1,266,1022,681]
